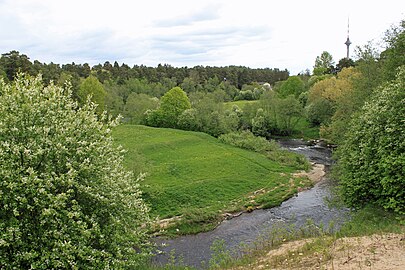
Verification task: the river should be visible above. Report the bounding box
[152,139,349,268]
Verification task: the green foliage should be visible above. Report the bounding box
[145,87,191,128]
[176,108,199,131]
[274,96,303,134]
[307,74,333,88]
[180,94,238,137]
[251,108,271,137]
[0,75,151,268]
[336,67,405,215]
[255,92,304,136]
[381,19,405,81]
[336,57,355,73]
[313,51,335,75]
[0,51,33,81]
[218,131,279,153]
[209,239,233,269]
[277,76,305,98]
[337,205,405,237]
[223,100,258,110]
[306,67,361,141]
[234,89,254,100]
[218,131,309,170]
[124,93,158,124]
[78,75,107,114]
[306,98,334,125]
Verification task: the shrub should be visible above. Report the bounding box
[219,131,279,153]
[145,87,191,128]
[219,131,310,170]
[306,98,334,126]
[177,108,199,131]
[0,75,151,268]
[336,67,405,215]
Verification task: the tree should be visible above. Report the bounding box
[306,67,361,140]
[277,76,305,98]
[274,95,303,135]
[380,19,405,81]
[306,98,334,126]
[177,108,199,131]
[0,50,33,81]
[124,93,158,124]
[313,51,335,75]
[145,86,191,128]
[0,74,151,268]
[335,57,355,73]
[78,75,107,114]
[252,108,270,137]
[336,67,405,215]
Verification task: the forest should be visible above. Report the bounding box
[0,18,404,269]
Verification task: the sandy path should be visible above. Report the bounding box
[233,233,405,270]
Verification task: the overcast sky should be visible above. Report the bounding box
[1,0,404,74]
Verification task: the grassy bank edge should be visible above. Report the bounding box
[113,125,314,237]
[145,206,404,269]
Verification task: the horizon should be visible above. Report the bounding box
[1,0,404,75]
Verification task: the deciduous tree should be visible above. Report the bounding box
[336,67,405,215]
[145,86,191,128]
[78,75,107,114]
[0,74,151,268]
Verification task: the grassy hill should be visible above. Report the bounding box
[113,125,312,234]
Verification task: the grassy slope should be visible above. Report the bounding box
[113,125,311,234]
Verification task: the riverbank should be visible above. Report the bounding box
[113,125,313,236]
[147,137,404,269]
[150,139,350,268]
[155,162,326,231]
[232,233,405,270]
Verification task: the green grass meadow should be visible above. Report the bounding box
[113,125,311,234]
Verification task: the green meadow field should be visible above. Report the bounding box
[113,125,312,234]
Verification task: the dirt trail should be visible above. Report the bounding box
[233,233,405,270]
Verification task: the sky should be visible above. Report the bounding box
[0,0,404,75]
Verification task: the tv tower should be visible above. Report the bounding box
[345,17,352,59]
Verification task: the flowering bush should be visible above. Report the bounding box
[336,67,405,215]
[0,75,151,269]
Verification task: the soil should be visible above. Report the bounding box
[293,163,325,184]
[233,233,405,270]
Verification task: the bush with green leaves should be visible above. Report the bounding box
[77,75,107,114]
[219,131,309,170]
[218,131,279,153]
[336,66,405,215]
[145,86,191,128]
[306,98,334,126]
[0,75,151,269]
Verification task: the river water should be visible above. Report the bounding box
[152,139,349,268]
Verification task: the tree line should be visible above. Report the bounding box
[0,51,289,90]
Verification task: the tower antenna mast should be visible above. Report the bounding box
[345,17,352,59]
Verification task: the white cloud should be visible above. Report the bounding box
[0,0,404,74]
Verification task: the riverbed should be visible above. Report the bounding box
[152,139,349,268]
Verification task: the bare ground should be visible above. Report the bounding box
[232,233,405,270]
